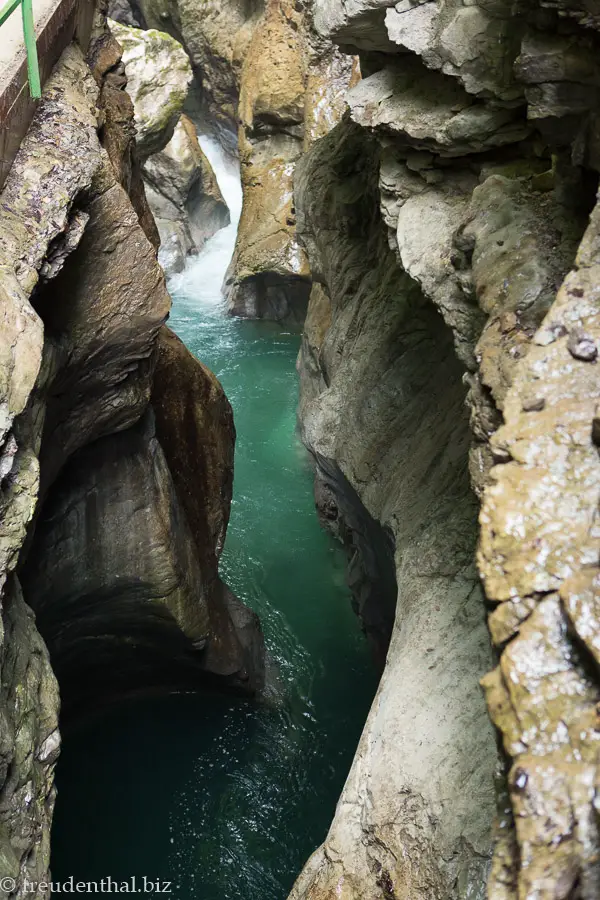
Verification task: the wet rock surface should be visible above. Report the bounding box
[133,0,355,320]
[291,0,600,898]
[0,16,263,892]
[151,327,265,692]
[143,115,230,274]
[292,119,497,900]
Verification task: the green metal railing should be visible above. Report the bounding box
[0,0,41,98]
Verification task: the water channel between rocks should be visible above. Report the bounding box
[51,137,379,900]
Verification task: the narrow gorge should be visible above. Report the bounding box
[1,1,600,899]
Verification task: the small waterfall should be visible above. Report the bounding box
[168,135,242,302]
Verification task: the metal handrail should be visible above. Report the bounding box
[0,0,41,98]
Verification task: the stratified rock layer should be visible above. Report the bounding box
[292,118,497,900]
[292,0,600,898]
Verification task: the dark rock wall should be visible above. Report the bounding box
[151,326,265,693]
[0,11,264,891]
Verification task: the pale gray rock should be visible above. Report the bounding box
[292,3,600,898]
[385,0,524,101]
[395,182,482,368]
[347,61,531,156]
[292,119,497,900]
[313,0,398,52]
[109,18,192,159]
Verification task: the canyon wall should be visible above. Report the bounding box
[0,11,263,892]
[118,0,357,320]
[292,117,497,900]
[291,1,600,899]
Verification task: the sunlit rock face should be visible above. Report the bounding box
[291,0,600,898]
[225,0,357,323]
[109,17,192,159]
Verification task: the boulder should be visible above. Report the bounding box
[109,18,192,159]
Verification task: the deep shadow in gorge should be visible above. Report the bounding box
[48,315,381,899]
[47,138,383,900]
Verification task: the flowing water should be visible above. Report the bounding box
[51,138,378,899]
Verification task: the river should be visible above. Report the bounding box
[50,137,378,900]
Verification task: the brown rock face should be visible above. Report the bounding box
[124,0,354,320]
[479,201,600,900]
[152,327,265,692]
[226,0,356,323]
[88,18,160,250]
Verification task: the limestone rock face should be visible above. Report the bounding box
[478,201,600,900]
[138,0,261,147]
[225,0,357,322]
[292,1,600,898]
[143,115,230,274]
[124,0,354,315]
[0,16,262,891]
[109,18,192,159]
[88,22,160,250]
[292,118,497,900]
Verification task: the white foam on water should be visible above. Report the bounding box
[168,133,243,307]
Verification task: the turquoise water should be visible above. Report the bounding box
[51,141,378,899]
